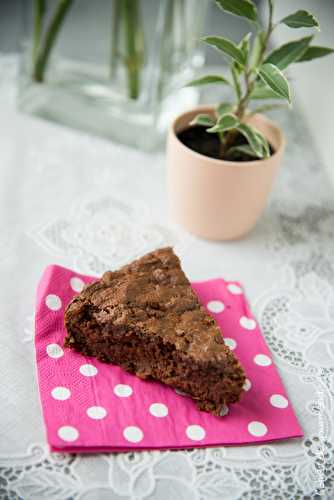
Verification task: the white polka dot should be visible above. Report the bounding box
[79,364,98,377]
[243,378,252,391]
[45,294,62,311]
[270,394,289,408]
[51,387,71,400]
[248,421,268,437]
[87,406,107,419]
[207,300,225,313]
[220,405,229,416]
[123,426,144,443]
[186,425,206,441]
[227,283,243,295]
[224,338,237,350]
[240,316,256,330]
[46,343,64,359]
[70,277,85,292]
[57,425,79,442]
[114,384,133,397]
[149,403,168,417]
[254,354,272,366]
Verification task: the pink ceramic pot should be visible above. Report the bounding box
[167,106,285,240]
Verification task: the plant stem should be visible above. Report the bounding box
[110,0,121,78]
[221,0,274,158]
[235,69,252,119]
[220,129,239,159]
[121,0,144,99]
[33,0,74,83]
[235,0,274,120]
[32,0,45,67]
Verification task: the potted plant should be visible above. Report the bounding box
[167,0,334,240]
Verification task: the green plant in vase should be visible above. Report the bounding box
[187,0,334,161]
[110,0,144,99]
[32,0,74,83]
[31,0,145,100]
[31,0,195,103]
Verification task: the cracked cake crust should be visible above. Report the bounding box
[64,247,245,415]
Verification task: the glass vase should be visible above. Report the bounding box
[18,0,207,150]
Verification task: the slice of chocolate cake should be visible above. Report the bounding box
[64,247,245,415]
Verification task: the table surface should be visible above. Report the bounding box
[1,54,334,500]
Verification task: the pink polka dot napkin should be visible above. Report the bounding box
[35,265,303,453]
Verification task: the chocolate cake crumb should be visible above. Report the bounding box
[64,247,245,415]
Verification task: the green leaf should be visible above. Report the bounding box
[207,113,239,133]
[258,63,291,102]
[280,10,319,29]
[189,114,215,128]
[248,103,288,115]
[231,64,242,100]
[202,36,246,66]
[237,123,264,157]
[250,83,286,100]
[251,30,266,68]
[232,60,243,75]
[215,0,257,22]
[239,32,252,61]
[265,36,313,70]
[186,75,231,87]
[296,45,334,62]
[217,102,233,117]
[228,144,261,158]
[254,130,270,158]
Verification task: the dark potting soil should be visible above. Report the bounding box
[177,125,274,162]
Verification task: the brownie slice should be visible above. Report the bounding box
[64,247,245,415]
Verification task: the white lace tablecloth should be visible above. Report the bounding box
[1,54,334,500]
